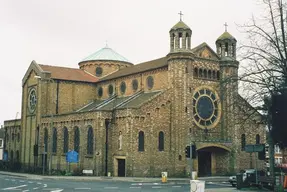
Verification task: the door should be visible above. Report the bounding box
[198,151,212,177]
[117,159,125,177]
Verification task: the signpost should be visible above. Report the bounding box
[245,144,265,185]
[66,150,79,173]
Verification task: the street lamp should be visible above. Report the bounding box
[34,75,55,175]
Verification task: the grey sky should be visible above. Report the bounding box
[0,0,262,125]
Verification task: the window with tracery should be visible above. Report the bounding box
[63,127,69,153]
[87,127,94,155]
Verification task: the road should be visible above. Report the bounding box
[0,174,233,192]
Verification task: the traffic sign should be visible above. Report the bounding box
[245,144,264,153]
[66,150,79,163]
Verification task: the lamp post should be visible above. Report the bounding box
[34,75,55,175]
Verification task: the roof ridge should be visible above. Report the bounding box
[39,64,79,70]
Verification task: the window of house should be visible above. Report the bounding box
[95,67,103,77]
[74,127,80,153]
[52,128,57,153]
[256,134,260,144]
[158,131,164,151]
[63,127,69,153]
[108,84,114,96]
[98,87,103,98]
[17,133,20,142]
[138,131,144,151]
[44,128,48,153]
[146,76,154,90]
[132,79,138,91]
[241,134,246,151]
[0,139,3,147]
[120,82,126,94]
[87,127,94,155]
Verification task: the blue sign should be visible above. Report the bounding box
[3,151,8,161]
[66,150,79,163]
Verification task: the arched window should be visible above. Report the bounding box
[52,128,57,153]
[256,134,260,144]
[212,71,216,79]
[194,68,198,77]
[44,128,48,153]
[208,70,212,79]
[203,69,207,78]
[158,131,164,151]
[241,134,246,151]
[199,69,203,78]
[63,127,69,153]
[87,127,94,155]
[74,127,80,153]
[138,131,144,151]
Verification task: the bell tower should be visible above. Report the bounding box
[169,11,192,53]
[216,23,237,59]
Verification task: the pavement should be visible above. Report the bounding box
[0,170,229,183]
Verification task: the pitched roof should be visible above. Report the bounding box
[99,57,167,82]
[171,20,191,30]
[39,64,98,83]
[80,46,131,63]
[216,31,236,41]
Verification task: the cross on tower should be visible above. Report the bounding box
[178,11,183,21]
[224,22,228,32]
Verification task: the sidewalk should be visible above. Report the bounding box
[0,171,228,183]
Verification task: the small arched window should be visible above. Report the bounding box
[203,69,207,78]
[212,71,216,79]
[199,69,203,78]
[158,131,164,151]
[44,128,48,153]
[138,131,144,152]
[208,70,212,79]
[63,127,69,153]
[241,134,246,151]
[194,68,198,77]
[256,134,260,144]
[52,128,57,153]
[74,127,80,153]
[87,127,94,155]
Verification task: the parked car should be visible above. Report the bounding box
[228,169,257,187]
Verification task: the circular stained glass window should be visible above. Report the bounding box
[193,87,221,129]
[146,76,154,89]
[120,82,126,94]
[98,87,103,98]
[132,79,138,91]
[28,88,37,113]
[96,67,103,77]
[108,84,114,96]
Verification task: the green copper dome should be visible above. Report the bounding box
[216,31,236,41]
[171,20,190,30]
[80,46,130,63]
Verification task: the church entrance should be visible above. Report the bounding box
[198,151,212,177]
[197,145,231,176]
[117,159,125,177]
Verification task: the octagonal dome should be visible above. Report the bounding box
[80,46,130,63]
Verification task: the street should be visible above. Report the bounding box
[0,173,233,192]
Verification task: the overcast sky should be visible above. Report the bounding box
[0,0,263,125]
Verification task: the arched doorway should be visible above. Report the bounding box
[197,145,231,177]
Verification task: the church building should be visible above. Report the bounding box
[5,17,266,177]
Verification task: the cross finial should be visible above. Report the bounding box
[178,11,183,21]
[224,22,228,32]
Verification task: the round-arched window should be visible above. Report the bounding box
[132,79,138,91]
[95,67,103,77]
[108,84,114,96]
[98,87,103,98]
[146,76,154,89]
[120,82,126,94]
